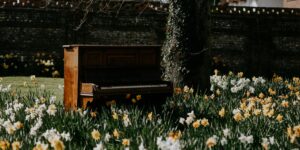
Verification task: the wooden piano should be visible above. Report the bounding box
[63,45,173,110]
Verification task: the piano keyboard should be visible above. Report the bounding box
[93,83,172,96]
[100,84,168,90]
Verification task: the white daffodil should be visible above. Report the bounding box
[138,141,146,150]
[30,118,43,136]
[179,117,185,124]
[93,142,106,150]
[232,108,240,115]
[239,134,253,144]
[223,128,231,137]
[221,137,228,146]
[47,104,57,116]
[104,133,111,142]
[61,132,71,141]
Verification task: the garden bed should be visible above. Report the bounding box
[0,72,299,149]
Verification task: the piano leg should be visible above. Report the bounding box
[80,96,94,110]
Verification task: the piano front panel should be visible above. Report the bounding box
[81,48,159,68]
[81,68,161,84]
[107,55,137,66]
[139,50,157,65]
[83,51,103,66]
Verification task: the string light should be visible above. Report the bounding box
[210,6,298,16]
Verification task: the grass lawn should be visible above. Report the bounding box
[1,76,64,102]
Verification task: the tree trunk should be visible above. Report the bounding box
[161,0,211,89]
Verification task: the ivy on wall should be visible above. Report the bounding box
[161,0,190,85]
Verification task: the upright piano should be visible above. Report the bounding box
[63,45,173,110]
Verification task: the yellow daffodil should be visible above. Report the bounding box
[123,114,129,121]
[244,112,251,118]
[265,97,273,103]
[262,103,272,111]
[293,125,300,137]
[279,95,289,99]
[219,107,225,118]
[11,141,21,150]
[192,120,200,129]
[268,88,276,95]
[287,84,294,91]
[14,121,23,130]
[262,143,269,150]
[201,118,209,127]
[113,129,120,139]
[273,75,283,83]
[174,88,182,95]
[240,102,247,111]
[136,95,142,101]
[247,102,255,111]
[216,89,221,96]
[122,139,130,146]
[91,129,101,141]
[40,97,46,103]
[233,112,243,122]
[131,98,137,104]
[287,126,293,138]
[259,93,265,99]
[90,111,97,118]
[249,97,256,103]
[237,72,243,78]
[290,135,297,144]
[33,142,48,150]
[267,109,274,118]
[168,131,182,141]
[253,109,261,116]
[281,101,289,108]
[204,95,209,101]
[112,111,118,120]
[276,114,283,123]
[0,140,10,150]
[147,112,153,121]
[206,137,217,148]
[293,77,300,85]
[50,139,65,150]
